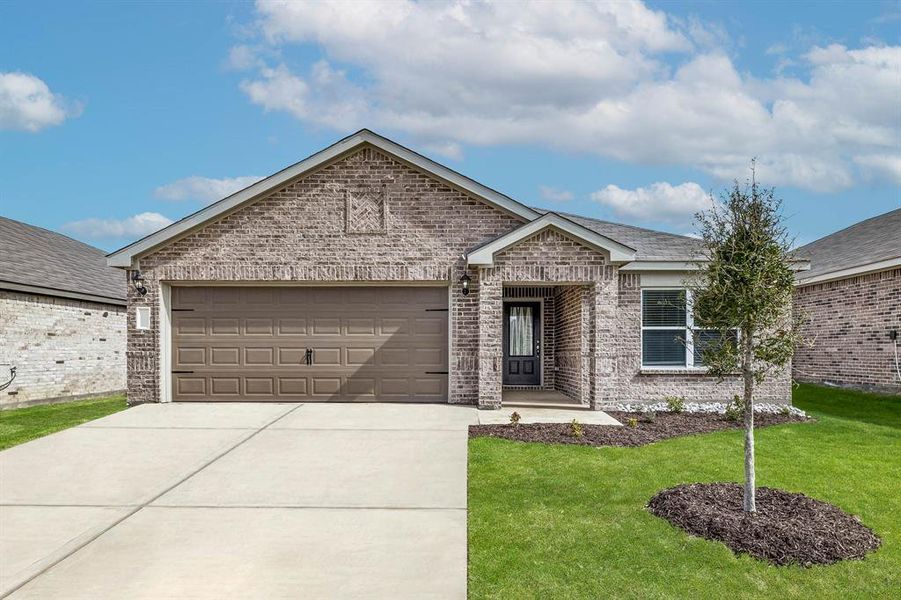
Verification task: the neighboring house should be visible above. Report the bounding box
[107,130,791,408]
[0,217,127,408]
[793,209,901,393]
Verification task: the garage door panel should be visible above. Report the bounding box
[174,317,206,336]
[210,319,240,335]
[211,377,241,396]
[175,347,206,366]
[244,347,275,366]
[172,286,447,402]
[312,378,342,395]
[278,318,307,335]
[210,347,240,366]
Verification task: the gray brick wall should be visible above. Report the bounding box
[553,285,584,402]
[0,290,126,408]
[130,146,523,404]
[793,268,901,392]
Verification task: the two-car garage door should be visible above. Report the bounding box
[170,286,448,402]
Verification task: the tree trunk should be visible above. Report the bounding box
[742,329,756,513]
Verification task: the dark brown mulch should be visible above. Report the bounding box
[647,483,882,566]
[468,411,808,447]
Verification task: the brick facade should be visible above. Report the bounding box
[611,274,791,405]
[793,268,901,393]
[0,290,126,408]
[129,147,523,404]
[125,145,793,408]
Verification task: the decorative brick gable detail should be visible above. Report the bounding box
[793,268,900,392]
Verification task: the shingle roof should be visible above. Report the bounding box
[0,217,126,305]
[795,208,901,281]
[533,209,704,261]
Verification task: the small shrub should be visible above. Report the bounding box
[665,396,686,413]
[725,395,745,422]
[569,419,584,438]
[640,410,656,423]
[627,417,638,428]
[509,411,521,426]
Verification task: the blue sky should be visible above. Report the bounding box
[1,0,898,252]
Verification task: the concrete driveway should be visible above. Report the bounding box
[0,403,477,599]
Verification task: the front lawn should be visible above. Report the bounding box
[0,395,128,450]
[468,383,901,598]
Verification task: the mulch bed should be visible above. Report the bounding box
[468,411,808,447]
[647,483,882,566]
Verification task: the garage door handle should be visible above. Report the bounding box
[304,348,313,365]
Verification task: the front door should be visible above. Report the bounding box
[503,302,541,386]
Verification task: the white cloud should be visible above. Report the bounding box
[62,212,173,240]
[591,182,712,224]
[539,186,574,202]
[235,1,901,192]
[0,72,78,132]
[854,154,901,185]
[154,175,263,203]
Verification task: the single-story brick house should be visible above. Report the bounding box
[107,130,791,409]
[0,217,126,408]
[793,209,901,393]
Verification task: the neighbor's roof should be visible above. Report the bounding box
[106,128,706,269]
[0,217,126,305]
[795,208,901,284]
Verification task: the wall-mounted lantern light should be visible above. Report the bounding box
[460,272,471,296]
[131,270,148,296]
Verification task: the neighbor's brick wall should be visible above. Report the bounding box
[610,273,791,406]
[129,146,524,404]
[793,268,901,393]
[0,290,126,408]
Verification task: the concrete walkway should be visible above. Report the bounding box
[0,403,478,599]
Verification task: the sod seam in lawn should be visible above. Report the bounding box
[0,396,128,450]
[468,383,901,599]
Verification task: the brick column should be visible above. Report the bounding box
[478,275,503,409]
[592,268,618,409]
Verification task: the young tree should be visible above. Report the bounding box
[689,166,800,513]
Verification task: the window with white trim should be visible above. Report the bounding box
[641,289,736,368]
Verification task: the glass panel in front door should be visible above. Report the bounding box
[509,306,534,356]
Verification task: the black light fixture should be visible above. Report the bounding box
[131,270,148,296]
[460,272,471,296]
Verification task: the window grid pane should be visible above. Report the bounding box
[642,329,687,366]
[509,306,533,356]
[694,329,737,366]
[642,290,686,327]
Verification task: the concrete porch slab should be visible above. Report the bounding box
[81,402,297,429]
[0,506,132,595]
[153,428,468,509]
[9,506,467,600]
[271,402,479,430]
[478,406,622,426]
[0,427,251,506]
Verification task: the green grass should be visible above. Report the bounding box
[468,383,901,599]
[0,395,128,450]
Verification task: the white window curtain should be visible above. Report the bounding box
[509,306,533,356]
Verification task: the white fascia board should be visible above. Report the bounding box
[622,258,811,272]
[619,261,703,271]
[796,256,900,286]
[467,212,636,266]
[107,129,541,268]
